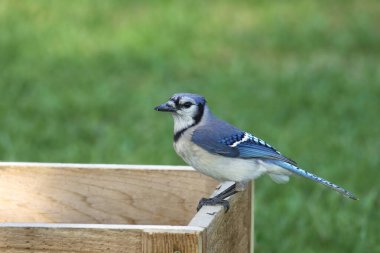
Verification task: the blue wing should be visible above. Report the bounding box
[192,125,240,158]
[191,120,296,165]
[220,132,297,165]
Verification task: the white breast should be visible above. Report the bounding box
[173,130,281,182]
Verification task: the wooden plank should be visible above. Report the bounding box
[189,182,252,253]
[0,163,218,225]
[142,227,203,253]
[0,163,253,252]
[0,223,203,253]
[0,225,142,253]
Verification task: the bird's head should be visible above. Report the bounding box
[155,93,207,133]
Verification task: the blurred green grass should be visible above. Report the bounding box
[0,0,379,252]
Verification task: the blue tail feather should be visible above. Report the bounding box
[270,160,358,200]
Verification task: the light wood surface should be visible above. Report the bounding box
[189,182,252,253]
[0,223,204,253]
[0,225,142,253]
[142,228,202,253]
[0,163,218,225]
[0,162,252,253]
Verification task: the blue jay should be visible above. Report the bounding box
[155,93,357,211]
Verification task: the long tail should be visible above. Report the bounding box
[271,160,358,200]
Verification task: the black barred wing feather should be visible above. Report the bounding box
[220,132,297,165]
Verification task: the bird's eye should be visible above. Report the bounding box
[182,102,193,108]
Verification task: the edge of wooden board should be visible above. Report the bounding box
[0,162,194,171]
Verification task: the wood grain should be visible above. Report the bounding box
[0,223,204,253]
[0,226,141,253]
[0,163,253,253]
[142,227,202,253]
[0,163,218,225]
[189,182,253,253]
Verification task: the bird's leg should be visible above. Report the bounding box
[213,183,238,199]
[197,183,238,212]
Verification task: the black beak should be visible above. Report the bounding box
[154,102,177,112]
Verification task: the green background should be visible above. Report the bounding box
[1,0,379,252]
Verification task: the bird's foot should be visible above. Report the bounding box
[196,197,230,212]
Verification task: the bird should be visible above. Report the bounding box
[154,93,357,211]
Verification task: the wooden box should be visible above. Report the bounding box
[0,162,253,253]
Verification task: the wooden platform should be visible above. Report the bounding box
[0,162,253,253]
